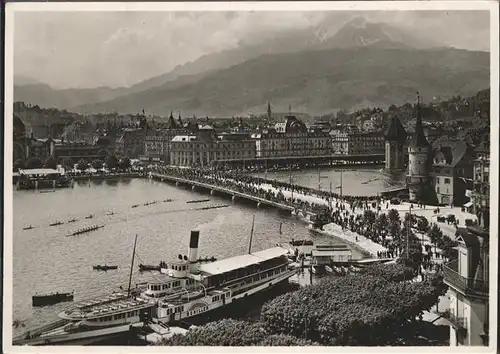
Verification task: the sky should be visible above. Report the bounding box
[13,10,491,89]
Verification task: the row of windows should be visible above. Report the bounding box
[149,280,181,291]
[95,310,139,322]
[187,306,208,317]
[435,177,451,184]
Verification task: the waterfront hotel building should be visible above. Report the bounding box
[251,116,331,158]
[169,126,256,167]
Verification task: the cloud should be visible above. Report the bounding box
[13,10,490,89]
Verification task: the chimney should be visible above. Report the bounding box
[188,230,200,273]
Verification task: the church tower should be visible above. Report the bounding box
[406,92,431,202]
[384,115,407,171]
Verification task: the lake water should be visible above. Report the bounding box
[12,178,365,334]
[253,166,406,197]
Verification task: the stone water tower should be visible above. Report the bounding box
[406,93,431,202]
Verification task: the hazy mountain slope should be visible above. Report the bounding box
[14,17,444,109]
[74,47,489,117]
[127,16,442,93]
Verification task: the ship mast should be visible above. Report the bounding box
[248,215,255,254]
[127,234,138,297]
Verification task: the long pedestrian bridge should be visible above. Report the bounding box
[150,173,298,213]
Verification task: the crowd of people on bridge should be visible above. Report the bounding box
[150,165,447,272]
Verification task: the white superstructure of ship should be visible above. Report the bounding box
[13,227,296,346]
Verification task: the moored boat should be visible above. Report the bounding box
[14,226,297,346]
[68,218,78,223]
[139,264,161,271]
[23,225,34,230]
[85,214,94,219]
[32,292,74,307]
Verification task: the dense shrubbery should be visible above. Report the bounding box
[260,272,447,346]
[359,263,415,282]
[161,319,318,346]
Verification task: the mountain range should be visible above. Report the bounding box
[14,17,489,117]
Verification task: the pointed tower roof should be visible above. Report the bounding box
[409,92,430,148]
[384,116,406,142]
[168,111,178,129]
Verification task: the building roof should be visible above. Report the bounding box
[432,140,470,167]
[311,249,352,257]
[171,135,196,142]
[19,168,60,176]
[455,228,481,248]
[384,116,407,141]
[197,247,289,276]
[409,101,430,148]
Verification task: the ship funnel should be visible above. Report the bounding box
[188,230,200,273]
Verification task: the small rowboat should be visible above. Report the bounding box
[85,214,94,219]
[93,265,118,271]
[49,221,64,227]
[186,199,210,204]
[23,225,34,230]
[68,218,78,223]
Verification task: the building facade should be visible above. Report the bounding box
[116,127,147,158]
[430,140,475,206]
[53,141,103,164]
[442,226,489,346]
[170,129,256,167]
[471,134,490,229]
[347,132,385,155]
[329,130,349,155]
[251,116,331,158]
[384,116,407,171]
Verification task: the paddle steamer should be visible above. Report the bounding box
[13,230,296,345]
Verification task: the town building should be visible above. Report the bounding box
[407,95,432,202]
[430,140,475,206]
[471,134,490,229]
[140,114,191,163]
[116,127,147,158]
[251,116,331,158]
[53,140,103,164]
[384,116,407,171]
[25,135,56,163]
[347,132,385,155]
[329,130,349,155]
[170,127,256,167]
[442,226,489,346]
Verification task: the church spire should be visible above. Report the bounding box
[267,101,271,119]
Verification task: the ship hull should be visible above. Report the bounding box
[13,323,137,346]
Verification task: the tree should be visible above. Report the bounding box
[417,216,430,233]
[25,157,43,169]
[376,213,389,232]
[359,263,415,282]
[91,159,103,170]
[261,272,447,346]
[13,159,25,171]
[60,157,73,169]
[44,155,58,169]
[427,224,443,246]
[119,157,131,171]
[76,159,88,172]
[105,154,119,170]
[388,209,400,226]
